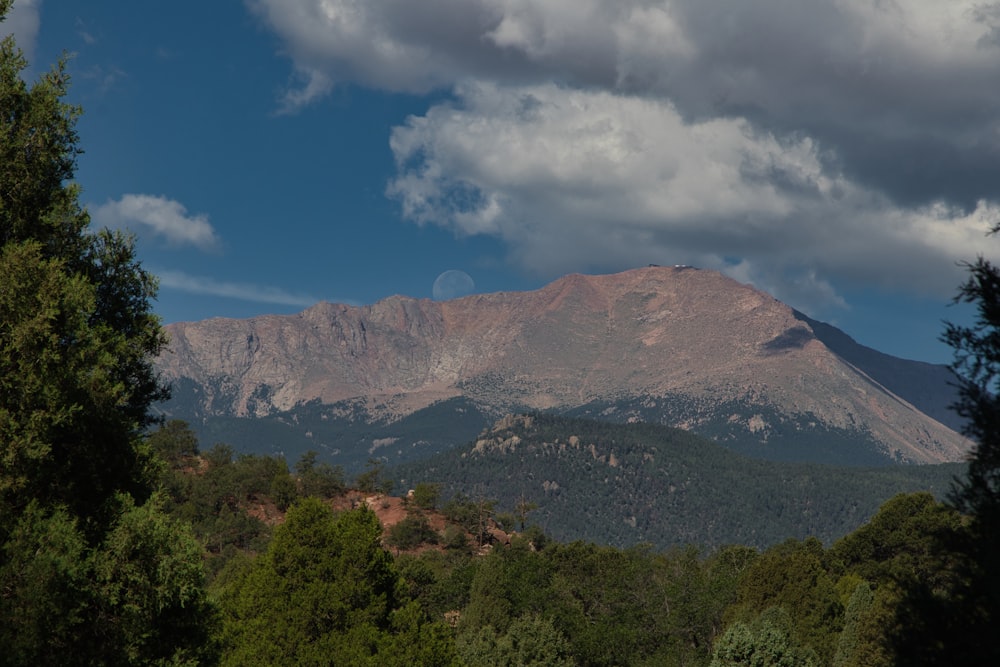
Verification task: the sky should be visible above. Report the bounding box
[6,0,1000,364]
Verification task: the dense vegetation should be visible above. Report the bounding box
[3,9,998,664]
[141,419,985,666]
[394,414,964,549]
[138,420,983,666]
[565,395,898,466]
[162,387,491,474]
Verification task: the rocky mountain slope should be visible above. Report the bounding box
[157,266,969,465]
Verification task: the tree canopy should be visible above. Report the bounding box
[217,498,457,666]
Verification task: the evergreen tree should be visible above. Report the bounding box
[890,229,1000,664]
[0,5,214,662]
[218,498,457,665]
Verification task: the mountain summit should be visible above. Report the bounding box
[157,266,968,465]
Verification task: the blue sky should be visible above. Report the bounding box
[8,1,1000,364]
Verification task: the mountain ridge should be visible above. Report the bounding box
[157,266,968,465]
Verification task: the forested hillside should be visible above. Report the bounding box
[143,419,984,666]
[394,414,965,549]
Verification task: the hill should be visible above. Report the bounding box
[392,414,965,550]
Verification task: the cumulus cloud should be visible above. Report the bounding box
[156,270,320,307]
[92,194,221,251]
[387,83,1000,309]
[250,0,1000,309]
[1,0,41,60]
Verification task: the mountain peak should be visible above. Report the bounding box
[157,267,968,465]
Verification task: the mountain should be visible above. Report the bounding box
[156,266,968,468]
[392,414,965,550]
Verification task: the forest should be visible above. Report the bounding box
[392,413,965,549]
[1,4,998,664]
[79,420,1000,665]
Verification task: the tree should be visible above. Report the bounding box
[218,498,456,665]
[889,233,1000,664]
[457,613,576,667]
[149,419,201,469]
[731,538,842,663]
[0,3,166,533]
[294,450,345,498]
[711,614,819,667]
[514,494,538,532]
[412,482,442,511]
[943,248,1000,522]
[357,457,393,494]
[0,7,214,662]
[385,514,439,551]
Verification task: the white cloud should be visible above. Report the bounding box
[156,270,320,307]
[1,0,41,60]
[92,194,221,251]
[251,0,1000,309]
[248,0,1000,119]
[75,17,97,45]
[387,83,1000,308]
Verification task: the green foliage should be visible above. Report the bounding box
[442,493,496,546]
[204,442,234,468]
[442,538,746,666]
[394,414,963,550]
[412,481,442,510]
[710,615,818,667]
[149,419,200,468]
[294,450,345,498]
[357,457,394,494]
[731,538,842,663]
[268,470,298,511]
[385,513,439,551]
[943,251,1000,520]
[396,549,481,620]
[157,436,297,576]
[87,494,219,665]
[218,498,455,665]
[457,612,576,667]
[0,502,87,661]
[443,524,472,553]
[828,492,963,586]
[495,511,518,532]
[0,14,212,664]
[0,496,218,666]
[832,582,883,667]
[514,494,539,532]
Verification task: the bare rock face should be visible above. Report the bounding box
[157,266,970,464]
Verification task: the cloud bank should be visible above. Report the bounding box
[250,0,1000,311]
[92,194,221,251]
